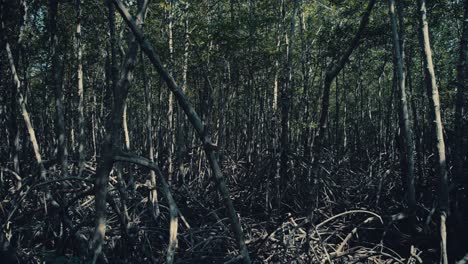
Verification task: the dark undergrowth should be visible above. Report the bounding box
[0,149,462,263]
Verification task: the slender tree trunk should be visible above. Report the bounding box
[178,1,190,182]
[357,56,363,159]
[182,3,189,95]
[388,0,416,213]
[91,89,97,158]
[123,102,130,150]
[280,0,299,190]
[335,73,340,152]
[299,5,311,178]
[107,0,118,106]
[142,51,160,220]
[49,0,68,177]
[167,0,176,186]
[272,0,285,210]
[418,1,449,263]
[11,82,21,177]
[343,68,348,152]
[76,0,85,176]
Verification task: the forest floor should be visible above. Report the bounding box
[1,151,462,263]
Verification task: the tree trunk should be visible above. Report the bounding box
[178,1,190,180]
[49,0,68,177]
[76,0,85,176]
[272,0,284,210]
[142,51,160,220]
[418,0,449,263]
[279,0,299,192]
[299,5,311,179]
[167,0,176,186]
[388,0,416,214]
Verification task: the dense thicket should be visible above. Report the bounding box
[0,0,467,263]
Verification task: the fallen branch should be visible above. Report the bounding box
[316,210,383,229]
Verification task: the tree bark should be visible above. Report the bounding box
[388,0,416,213]
[49,0,68,177]
[418,0,449,263]
[272,0,285,210]
[280,0,299,194]
[141,51,160,220]
[76,0,85,176]
[167,0,176,186]
[299,5,312,178]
